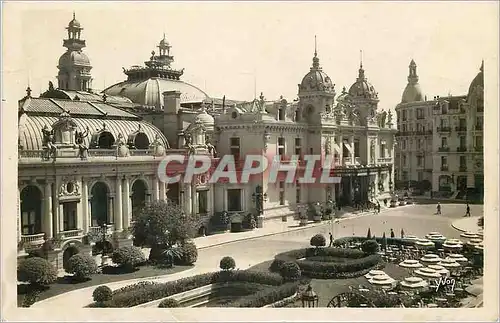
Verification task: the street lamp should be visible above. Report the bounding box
[301,284,319,307]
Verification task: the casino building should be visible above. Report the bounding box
[17,14,396,269]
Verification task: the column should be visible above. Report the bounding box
[159,180,166,201]
[107,196,113,225]
[184,183,192,215]
[81,178,88,234]
[44,182,54,238]
[192,184,197,216]
[350,135,355,163]
[54,178,61,234]
[153,178,159,200]
[17,188,21,242]
[115,176,123,232]
[122,176,131,230]
[59,203,64,233]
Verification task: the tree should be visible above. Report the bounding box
[66,253,99,281]
[132,200,199,256]
[381,232,388,251]
[17,257,57,286]
[279,261,301,282]
[111,246,146,271]
[361,240,380,254]
[178,241,198,265]
[219,256,236,271]
[93,286,113,303]
[310,234,326,249]
[367,228,372,239]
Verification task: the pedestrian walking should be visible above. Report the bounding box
[383,198,388,207]
[436,202,441,215]
[329,232,333,247]
[465,203,471,217]
[390,228,395,238]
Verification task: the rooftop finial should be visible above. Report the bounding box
[314,35,317,57]
[480,59,484,72]
[360,50,363,69]
[73,11,76,20]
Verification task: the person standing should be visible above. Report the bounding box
[436,202,442,215]
[465,203,471,217]
[390,228,395,238]
[329,232,334,247]
[377,201,381,214]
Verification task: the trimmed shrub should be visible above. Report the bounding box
[220,256,236,271]
[270,247,382,279]
[361,240,380,254]
[279,261,301,282]
[89,270,283,308]
[310,234,326,248]
[179,241,198,265]
[93,285,113,303]
[17,257,57,286]
[223,281,302,307]
[67,253,99,280]
[111,246,146,269]
[21,289,41,307]
[158,298,180,308]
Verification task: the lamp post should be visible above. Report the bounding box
[252,185,268,228]
[301,284,319,307]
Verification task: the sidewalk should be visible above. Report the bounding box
[451,216,482,233]
[33,208,379,308]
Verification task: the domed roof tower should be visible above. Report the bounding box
[57,12,93,92]
[297,36,336,123]
[467,60,484,102]
[401,59,424,103]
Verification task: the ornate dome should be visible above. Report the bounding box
[401,83,424,103]
[401,59,423,103]
[68,12,81,29]
[194,104,215,130]
[467,61,484,99]
[58,50,91,67]
[104,78,209,108]
[348,64,378,100]
[299,53,335,93]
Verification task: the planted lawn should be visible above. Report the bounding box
[17,264,190,305]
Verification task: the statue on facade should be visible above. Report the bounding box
[387,110,393,125]
[150,134,165,157]
[75,126,90,159]
[41,125,57,161]
[115,133,130,157]
[377,111,387,128]
[184,133,196,155]
[48,81,54,91]
[205,136,217,158]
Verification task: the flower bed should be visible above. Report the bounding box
[269,247,382,279]
[88,270,285,308]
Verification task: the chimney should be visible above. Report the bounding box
[163,90,181,114]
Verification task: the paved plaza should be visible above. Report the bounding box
[32,203,483,308]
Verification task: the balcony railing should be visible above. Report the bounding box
[475,124,483,131]
[456,147,467,152]
[21,233,45,245]
[441,165,449,171]
[455,126,467,132]
[89,224,115,236]
[416,115,425,120]
[438,147,450,152]
[377,157,392,164]
[58,229,83,239]
[475,146,483,152]
[459,165,467,172]
[19,148,190,160]
[437,126,452,133]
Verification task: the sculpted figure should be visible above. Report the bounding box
[75,126,90,159]
[205,136,217,158]
[41,125,57,160]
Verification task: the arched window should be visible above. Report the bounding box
[134,133,150,149]
[98,132,115,149]
[278,108,285,121]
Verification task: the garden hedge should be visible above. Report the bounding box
[88,270,284,308]
[17,257,57,286]
[269,247,382,279]
[222,281,302,307]
[66,253,99,280]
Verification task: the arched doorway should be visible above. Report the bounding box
[91,182,109,227]
[62,245,80,271]
[97,132,115,149]
[131,180,148,221]
[20,185,43,236]
[438,175,452,192]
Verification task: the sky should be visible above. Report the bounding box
[3,1,499,111]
